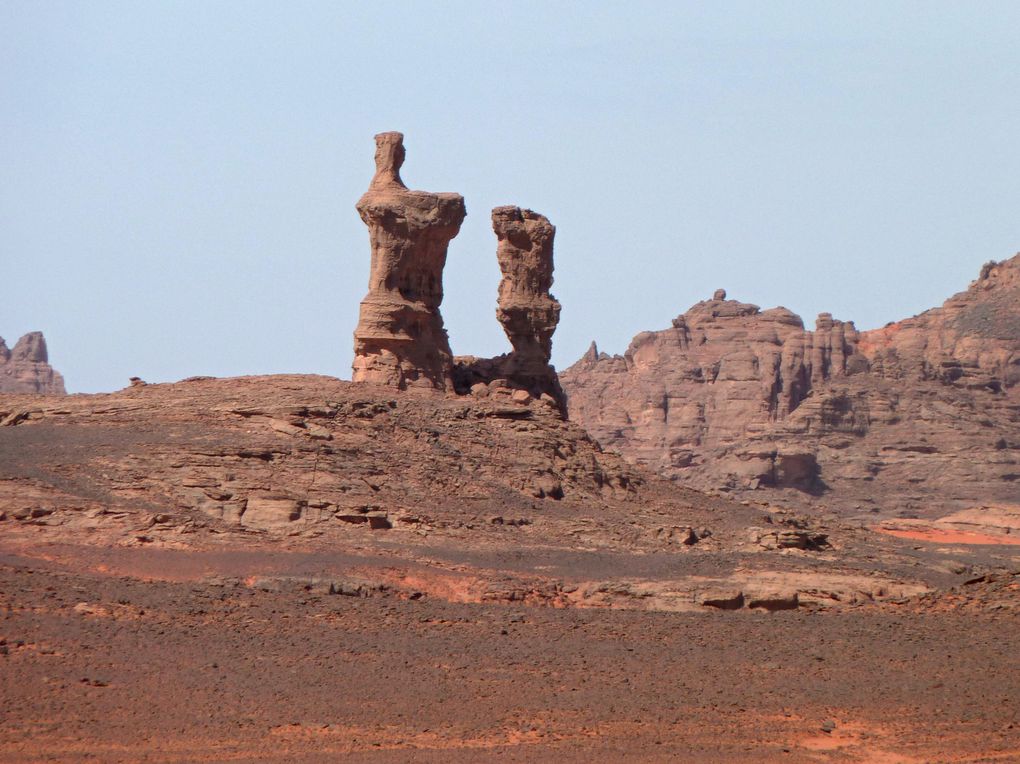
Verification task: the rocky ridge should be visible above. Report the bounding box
[0,331,66,395]
[2,373,1003,615]
[561,255,1020,520]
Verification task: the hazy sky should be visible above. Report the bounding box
[3,2,1020,393]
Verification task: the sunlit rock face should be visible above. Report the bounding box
[491,205,564,402]
[450,206,566,412]
[561,254,1020,516]
[352,131,466,391]
[350,134,568,413]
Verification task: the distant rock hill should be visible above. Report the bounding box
[561,255,1020,519]
[0,332,66,395]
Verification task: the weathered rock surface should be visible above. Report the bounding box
[0,332,66,395]
[454,207,566,409]
[352,132,466,390]
[2,376,1016,762]
[493,205,561,384]
[0,372,979,617]
[562,255,1020,519]
[350,134,567,408]
[0,374,655,541]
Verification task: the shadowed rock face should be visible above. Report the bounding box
[0,331,66,395]
[493,206,560,370]
[352,132,466,390]
[562,254,1020,518]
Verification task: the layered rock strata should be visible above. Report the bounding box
[562,255,1020,518]
[352,132,466,390]
[0,332,66,395]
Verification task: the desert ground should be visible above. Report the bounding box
[2,376,1018,762]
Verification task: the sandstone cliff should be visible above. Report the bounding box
[561,255,1020,519]
[0,332,66,395]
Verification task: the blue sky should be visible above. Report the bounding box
[3,1,1020,392]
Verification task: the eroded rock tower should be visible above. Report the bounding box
[352,132,466,390]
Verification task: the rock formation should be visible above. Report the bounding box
[352,132,466,390]
[561,254,1020,519]
[350,133,567,411]
[453,207,565,408]
[0,332,66,395]
[492,206,561,373]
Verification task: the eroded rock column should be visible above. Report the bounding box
[492,206,564,400]
[352,132,466,390]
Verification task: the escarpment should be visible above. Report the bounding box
[562,255,1020,518]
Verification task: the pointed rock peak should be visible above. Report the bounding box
[0,331,65,394]
[583,341,599,363]
[12,331,48,363]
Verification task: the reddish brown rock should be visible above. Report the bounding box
[562,255,1020,519]
[352,132,466,390]
[858,255,1020,389]
[453,207,566,410]
[493,206,561,376]
[0,332,66,395]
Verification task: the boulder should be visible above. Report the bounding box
[746,591,800,610]
[241,495,305,529]
[698,589,745,609]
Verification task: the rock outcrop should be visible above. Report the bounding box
[349,133,567,411]
[493,206,561,376]
[561,255,1020,519]
[453,207,566,408]
[352,132,466,390]
[0,332,66,395]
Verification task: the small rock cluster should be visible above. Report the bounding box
[697,589,800,611]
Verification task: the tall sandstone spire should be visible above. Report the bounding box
[490,206,564,403]
[351,132,466,390]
